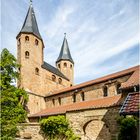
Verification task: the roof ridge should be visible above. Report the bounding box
[42,61,69,81]
[47,65,139,96]
[29,94,122,118]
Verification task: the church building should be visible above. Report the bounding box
[17,2,139,140]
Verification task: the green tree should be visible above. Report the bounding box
[40,115,80,140]
[0,48,28,140]
[117,116,138,140]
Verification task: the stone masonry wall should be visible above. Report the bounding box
[45,75,130,109]
[17,123,44,140]
[66,107,120,140]
[21,106,120,140]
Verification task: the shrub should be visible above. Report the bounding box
[40,115,80,140]
[117,116,138,140]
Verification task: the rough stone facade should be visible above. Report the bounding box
[17,33,73,114]
[17,106,120,140]
[45,75,130,109]
[66,107,120,140]
[17,123,44,140]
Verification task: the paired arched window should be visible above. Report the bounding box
[52,75,56,82]
[25,36,29,42]
[103,86,108,97]
[35,39,39,46]
[25,51,29,58]
[58,78,62,84]
[35,68,39,75]
[64,63,67,67]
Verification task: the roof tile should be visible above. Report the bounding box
[119,92,140,115]
[29,95,122,118]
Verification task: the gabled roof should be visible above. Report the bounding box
[119,92,140,115]
[29,94,122,118]
[46,65,139,97]
[41,61,69,81]
[56,35,74,64]
[121,69,139,89]
[17,3,42,40]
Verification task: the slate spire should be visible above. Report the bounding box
[56,34,74,64]
[17,1,42,39]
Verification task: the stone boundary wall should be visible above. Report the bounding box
[17,123,44,140]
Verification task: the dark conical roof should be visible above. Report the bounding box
[17,3,42,39]
[56,35,74,64]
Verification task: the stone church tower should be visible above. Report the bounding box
[56,34,74,85]
[16,2,74,113]
[16,3,44,93]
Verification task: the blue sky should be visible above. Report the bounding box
[1,0,139,84]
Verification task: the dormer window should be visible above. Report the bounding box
[25,36,29,42]
[52,75,56,82]
[25,51,29,58]
[35,68,39,75]
[64,63,67,67]
[35,39,39,46]
[103,86,108,97]
[58,78,62,84]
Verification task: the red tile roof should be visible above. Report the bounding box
[29,95,122,118]
[120,92,140,115]
[46,65,139,97]
[121,69,139,89]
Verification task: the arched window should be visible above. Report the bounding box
[18,38,21,45]
[52,75,56,82]
[35,39,39,46]
[72,93,76,103]
[52,99,55,106]
[35,68,39,75]
[58,97,61,105]
[70,64,72,69]
[103,86,108,97]
[81,92,85,101]
[58,78,62,84]
[25,36,29,42]
[116,83,121,94]
[58,64,61,69]
[25,51,29,58]
[64,63,67,67]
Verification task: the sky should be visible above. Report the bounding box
[1,0,139,84]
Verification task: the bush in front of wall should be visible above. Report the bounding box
[40,115,80,140]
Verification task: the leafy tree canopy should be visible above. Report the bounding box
[40,115,80,140]
[0,48,28,140]
[117,116,138,140]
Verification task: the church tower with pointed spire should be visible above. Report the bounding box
[56,34,74,85]
[16,1,44,93]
